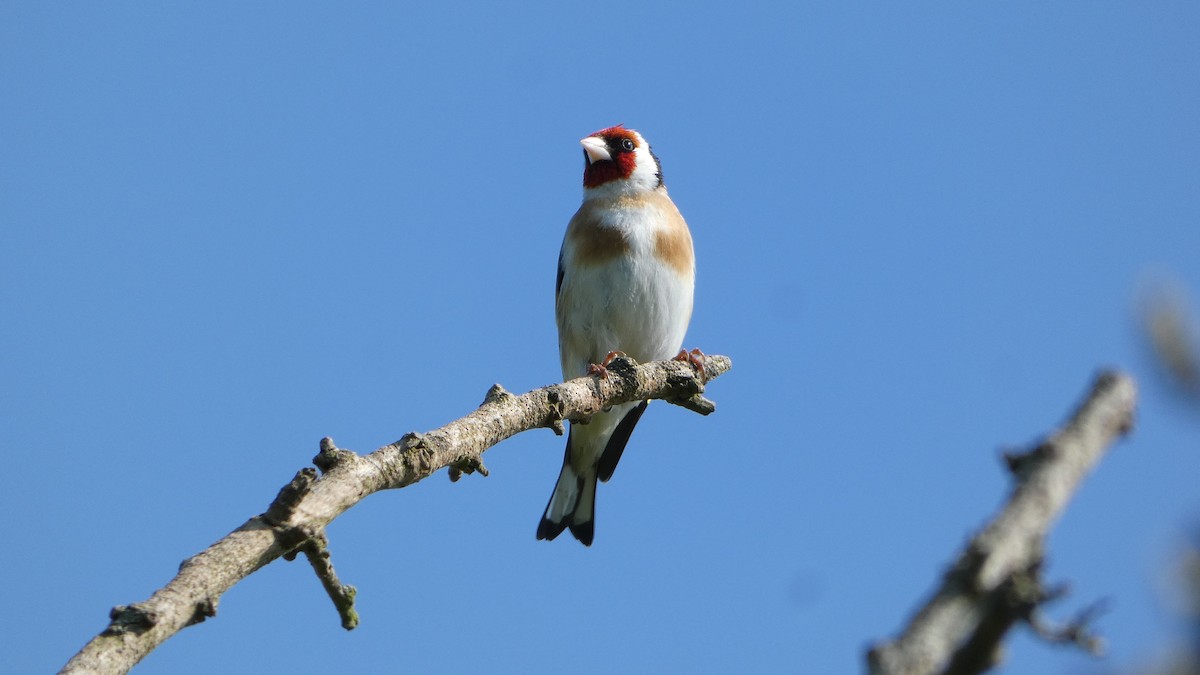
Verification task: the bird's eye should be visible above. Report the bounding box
[620,138,635,152]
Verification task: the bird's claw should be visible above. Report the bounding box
[587,351,628,379]
[674,348,708,382]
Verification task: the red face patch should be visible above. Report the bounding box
[582,126,640,189]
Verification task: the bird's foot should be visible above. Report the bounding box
[674,348,708,382]
[586,351,627,379]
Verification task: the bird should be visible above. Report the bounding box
[537,125,696,546]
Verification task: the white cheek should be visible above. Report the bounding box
[628,146,661,191]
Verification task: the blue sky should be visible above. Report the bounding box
[4,3,1199,673]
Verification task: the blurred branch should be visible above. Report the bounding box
[1140,282,1200,400]
[1163,534,1200,674]
[1135,277,1200,675]
[1131,277,1200,675]
[1139,531,1200,675]
[1180,535,1200,674]
[867,371,1137,675]
[59,354,732,675]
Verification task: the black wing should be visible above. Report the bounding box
[555,249,565,296]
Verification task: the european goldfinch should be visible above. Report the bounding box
[537,125,695,546]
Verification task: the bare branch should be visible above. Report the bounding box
[867,370,1137,675]
[60,354,731,675]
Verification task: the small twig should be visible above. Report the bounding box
[1026,597,1108,655]
[669,393,717,415]
[298,533,358,630]
[448,454,490,482]
[263,468,318,528]
[261,443,360,629]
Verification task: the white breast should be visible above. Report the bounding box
[557,192,695,379]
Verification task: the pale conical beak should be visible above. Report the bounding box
[580,136,611,164]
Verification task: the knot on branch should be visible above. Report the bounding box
[951,545,993,597]
[545,390,566,435]
[664,366,704,397]
[393,432,445,486]
[604,354,639,378]
[994,559,1052,625]
[448,454,490,482]
[186,598,218,627]
[1002,444,1042,479]
[314,436,360,474]
[264,468,318,525]
[662,361,717,416]
[481,383,514,406]
[104,603,157,636]
[1002,438,1075,480]
[279,524,320,559]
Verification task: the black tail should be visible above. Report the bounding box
[596,400,649,482]
[536,477,596,546]
[536,430,596,546]
[537,514,568,542]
